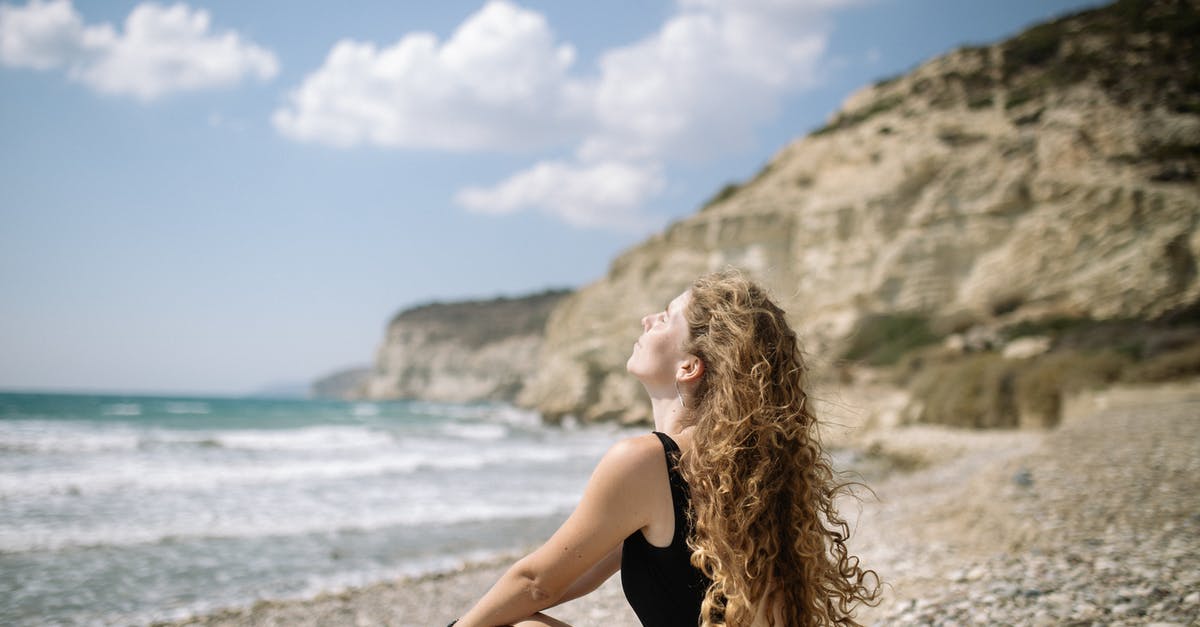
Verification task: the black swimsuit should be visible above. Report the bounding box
[621,431,712,626]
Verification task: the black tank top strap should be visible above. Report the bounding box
[652,431,690,540]
[652,430,680,458]
[651,431,682,487]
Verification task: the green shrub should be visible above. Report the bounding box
[1003,21,1064,76]
[873,73,903,88]
[937,129,988,147]
[909,353,1017,428]
[1014,350,1129,428]
[1004,85,1040,110]
[1001,316,1095,341]
[811,95,904,136]
[891,344,961,387]
[1123,343,1200,382]
[701,182,741,210]
[843,313,942,366]
[1147,141,1200,161]
[906,349,1132,430]
[897,308,1200,429]
[967,95,994,109]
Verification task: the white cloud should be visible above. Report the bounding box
[451,0,852,230]
[580,1,830,162]
[0,0,88,69]
[678,0,862,12]
[0,0,278,101]
[274,0,860,230]
[272,0,583,151]
[455,160,664,231]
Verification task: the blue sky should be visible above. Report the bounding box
[0,0,1102,395]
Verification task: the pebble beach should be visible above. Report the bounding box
[160,381,1200,626]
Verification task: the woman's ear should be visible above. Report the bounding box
[677,356,704,384]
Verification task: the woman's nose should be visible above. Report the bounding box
[640,314,652,331]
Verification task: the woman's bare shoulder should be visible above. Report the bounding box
[573,433,667,511]
[602,433,666,467]
[611,432,666,450]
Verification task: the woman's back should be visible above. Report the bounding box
[620,431,710,627]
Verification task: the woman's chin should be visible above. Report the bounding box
[625,355,646,377]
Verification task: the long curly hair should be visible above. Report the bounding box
[678,268,880,626]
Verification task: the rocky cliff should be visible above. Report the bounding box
[311,367,371,400]
[519,0,1200,424]
[363,289,570,402]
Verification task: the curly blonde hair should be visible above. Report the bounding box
[678,269,880,626]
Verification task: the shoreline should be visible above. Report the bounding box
[156,547,640,627]
[156,381,1200,626]
[148,551,524,626]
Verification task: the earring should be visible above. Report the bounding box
[675,380,686,409]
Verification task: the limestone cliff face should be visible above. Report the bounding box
[363,290,569,403]
[519,0,1200,424]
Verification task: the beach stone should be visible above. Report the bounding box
[992,583,1020,598]
[1072,601,1099,619]
[1030,609,1056,627]
[1041,591,1068,607]
[1112,601,1141,616]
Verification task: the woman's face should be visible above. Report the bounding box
[626,290,693,384]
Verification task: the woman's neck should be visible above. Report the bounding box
[649,393,690,435]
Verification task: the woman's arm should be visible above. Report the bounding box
[551,542,622,607]
[455,436,660,627]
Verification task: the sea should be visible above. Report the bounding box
[0,392,639,626]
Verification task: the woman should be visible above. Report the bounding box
[452,269,879,626]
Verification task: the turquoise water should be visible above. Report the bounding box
[0,393,632,626]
